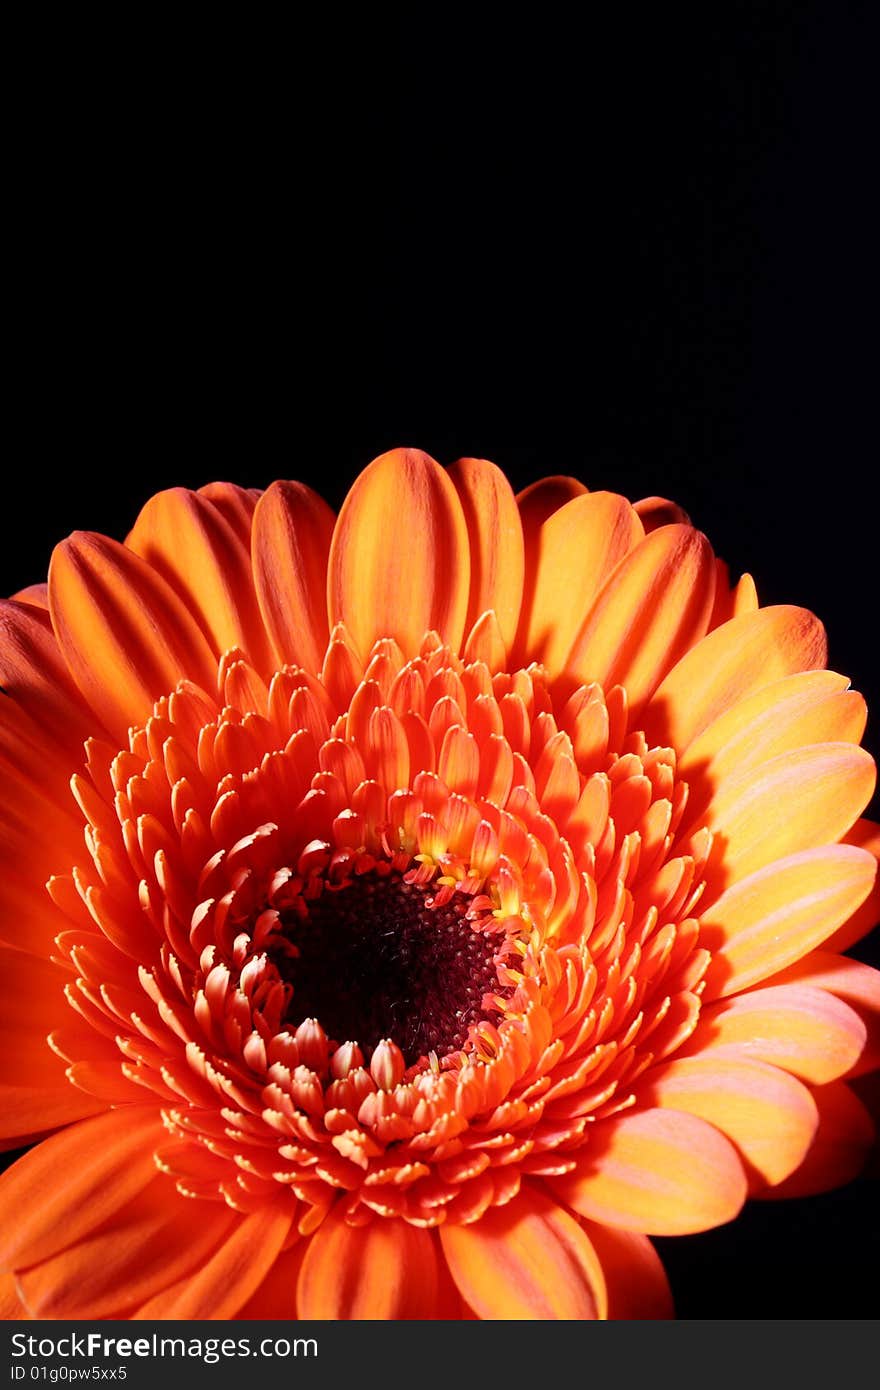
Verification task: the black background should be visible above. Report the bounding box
[4,4,878,1319]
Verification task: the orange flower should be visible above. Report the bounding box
[1,449,878,1320]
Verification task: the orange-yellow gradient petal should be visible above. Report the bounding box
[328,449,471,656]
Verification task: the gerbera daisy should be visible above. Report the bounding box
[1,449,877,1320]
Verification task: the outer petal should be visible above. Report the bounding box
[133,1201,293,1320]
[0,948,106,1139]
[563,524,716,717]
[686,984,867,1084]
[0,1108,163,1270]
[699,845,877,998]
[0,1273,27,1320]
[235,1242,306,1319]
[328,449,470,658]
[516,475,589,533]
[48,532,217,741]
[633,496,690,531]
[514,491,643,674]
[551,1107,747,1235]
[642,605,828,753]
[439,1184,607,1320]
[126,487,273,673]
[756,1081,875,1200]
[682,743,876,897]
[679,670,867,820]
[639,1055,818,1189]
[9,583,48,610]
[251,480,336,674]
[0,600,97,752]
[766,952,880,1078]
[197,482,261,544]
[16,1179,239,1319]
[825,819,880,952]
[448,456,525,652]
[297,1206,441,1319]
[578,1220,674,1319]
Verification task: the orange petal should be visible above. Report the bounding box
[825,819,880,952]
[235,1242,306,1319]
[0,600,96,752]
[0,1108,163,1269]
[687,984,867,1083]
[679,670,866,818]
[578,1220,673,1319]
[516,475,589,532]
[642,606,827,753]
[447,457,525,652]
[0,950,109,1143]
[16,1178,238,1318]
[251,480,336,673]
[48,532,217,741]
[9,583,48,610]
[297,1205,441,1319]
[328,449,471,657]
[0,1272,26,1319]
[440,1184,606,1320]
[699,845,877,998]
[197,481,261,544]
[551,1107,747,1235]
[766,951,880,1078]
[563,525,716,717]
[640,1055,818,1188]
[514,492,643,674]
[133,1201,293,1319]
[684,744,876,896]
[633,496,691,532]
[126,487,273,673]
[756,1081,875,1200]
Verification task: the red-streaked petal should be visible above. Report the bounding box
[0,1108,163,1269]
[297,1206,441,1319]
[563,524,716,717]
[251,480,336,673]
[440,1184,607,1320]
[328,449,471,658]
[126,487,273,672]
[699,845,877,998]
[642,605,828,753]
[16,1179,238,1319]
[514,492,643,673]
[48,532,216,741]
[448,456,525,652]
[578,1220,674,1319]
[640,1055,818,1188]
[133,1201,293,1319]
[687,984,867,1083]
[551,1107,747,1235]
[756,1081,875,1200]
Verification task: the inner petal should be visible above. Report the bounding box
[270,872,510,1065]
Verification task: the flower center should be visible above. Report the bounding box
[269,871,511,1066]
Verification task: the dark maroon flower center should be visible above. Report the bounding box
[272,872,510,1066]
